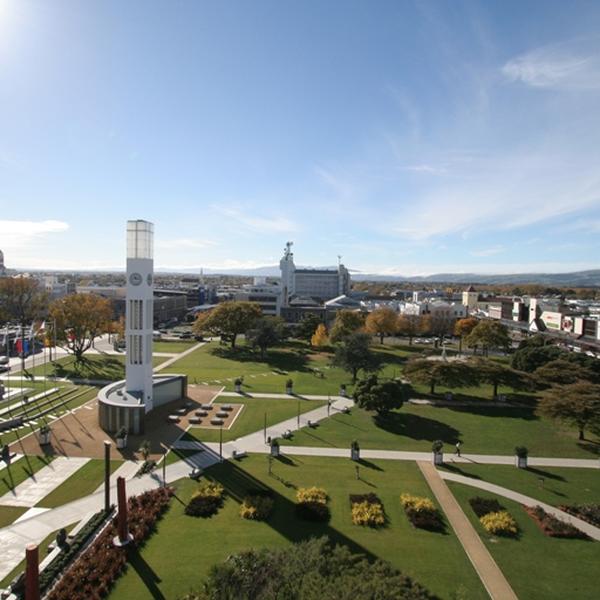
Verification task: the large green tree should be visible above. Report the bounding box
[539,382,600,440]
[511,344,562,373]
[49,293,113,364]
[193,301,261,348]
[471,358,532,398]
[245,316,286,359]
[534,359,598,388]
[403,359,477,395]
[353,375,410,415]
[465,321,510,356]
[454,317,479,353]
[294,313,322,342]
[329,310,365,343]
[332,332,380,383]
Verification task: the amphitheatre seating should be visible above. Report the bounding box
[216,411,228,418]
[168,415,180,423]
[195,410,208,417]
[189,417,202,425]
[210,418,224,426]
[201,404,213,410]
[221,404,233,411]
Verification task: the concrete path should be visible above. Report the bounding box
[418,461,518,600]
[440,470,600,541]
[93,460,141,494]
[153,342,204,372]
[0,457,90,507]
[219,391,346,401]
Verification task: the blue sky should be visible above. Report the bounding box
[1,0,600,275]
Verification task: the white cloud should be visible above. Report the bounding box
[0,219,69,249]
[502,40,600,91]
[213,206,297,233]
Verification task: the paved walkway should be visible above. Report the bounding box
[440,470,600,541]
[153,342,204,372]
[0,457,90,507]
[219,391,346,401]
[418,461,518,600]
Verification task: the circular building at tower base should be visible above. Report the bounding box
[98,374,188,435]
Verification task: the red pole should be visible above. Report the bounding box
[117,476,129,544]
[25,543,40,600]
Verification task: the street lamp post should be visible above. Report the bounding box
[104,440,111,512]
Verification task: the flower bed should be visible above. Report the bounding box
[296,487,329,522]
[185,482,225,518]
[46,487,172,600]
[400,493,444,532]
[558,504,600,528]
[525,505,589,539]
[469,496,505,518]
[480,511,518,536]
[240,493,274,521]
[350,493,385,528]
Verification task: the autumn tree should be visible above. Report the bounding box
[311,323,329,348]
[0,277,48,368]
[295,314,322,342]
[539,382,600,440]
[353,375,410,415]
[470,358,533,399]
[396,314,422,346]
[454,317,479,353]
[329,310,365,343]
[192,301,261,348]
[421,313,454,346]
[246,316,286,359]
[365,307,398,344]
[332,332,380,383]
[49,293,113,364]
[465,321,510,356]
[403,359,477,395]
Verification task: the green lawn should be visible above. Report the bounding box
[109,456,487,600]
[153,340,196,353]
[441,464,600,507]
[36,459,122,509]
[285,404,599,458]
[182,397,327,443]
[448,481,600,600]
[0,455,55,496]
[0,505,27,528]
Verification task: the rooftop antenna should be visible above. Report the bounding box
[337,255,342,266]
[284,241,294,259]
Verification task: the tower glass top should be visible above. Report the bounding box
[127,220,154,259]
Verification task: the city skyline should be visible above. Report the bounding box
[1,1,600,275]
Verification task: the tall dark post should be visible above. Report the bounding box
[104,440,111,512]
[25,543,40,600]
[263,412,267,443]
[297,401,300,429]
[114,476,131,546]
[219,426,223,462]
[162,448,167,487]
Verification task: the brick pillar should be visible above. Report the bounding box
[25,543,40,600]
[116,476,130,545]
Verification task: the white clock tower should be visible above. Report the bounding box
[125,220,154,411]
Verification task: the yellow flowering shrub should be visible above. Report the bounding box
[400,494,436,512]
[297,487,327,505]
[351,501,385,527]
[240,495,274,520]
[480,511,518,536]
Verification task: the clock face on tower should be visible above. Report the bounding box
[129,272,142,286]
[147,274,153,286]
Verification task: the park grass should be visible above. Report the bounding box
[0,522,77,588]
[285,404,599,458]
[109,455,487,600]
[0,455,55,496]
[182,397,327,443]
[441,464,600,507]
[448,481,600,600]
[0,505,27,528]
[164,447,201,466]
[35,459,122,509]
[153,340,196,353]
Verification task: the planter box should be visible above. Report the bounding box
[234,384,242,393]
[116,436,128,449]
[432,452,443,466]
[270,445,280,457]
[515,456,528,469]
[39,432,51,445]
[286,387,293,395]
[351,448,360,461]
[339,388,347,397]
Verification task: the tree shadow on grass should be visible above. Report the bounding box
[576,440,600,456]
[374,412,460,444]
[357,458,383,471]
[126,548,166,600]
[525,467,566,482]
[445,405,539,421]
[205,456,376,561]
[441,464,483,480]
[210,347,310,373]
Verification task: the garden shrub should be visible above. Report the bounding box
[135,459,156,477]
[185,482,225,518]
[558,504,600,528]
[480,511,518,536]
[350,493,385,528]
[525,505,588,539]
[400,493,444,532]
[296,486,330,522]
[240,495,274,521]
[469,496,504,518]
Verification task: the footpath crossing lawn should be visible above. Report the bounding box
[109,456,487,600]
[448,481,600,600]
[182,397,327,444]
[35,459,122,509]
[0,505,27,528]
[441,464,600,507]
[0,455,55,496]
[285,403,599,458]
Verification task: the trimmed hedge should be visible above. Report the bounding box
[525,505,588,539]
[469,496,504,518]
